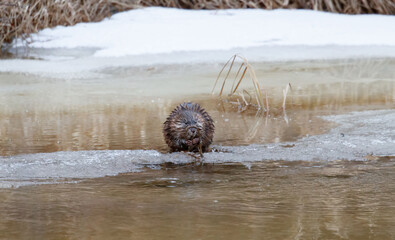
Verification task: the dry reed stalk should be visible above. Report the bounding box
[212,54,267,111]
[282,83,292,111]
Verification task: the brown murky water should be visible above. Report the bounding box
[1,160,394,239]
[0,58,394,239]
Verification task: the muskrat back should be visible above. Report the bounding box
[163,102,214,153]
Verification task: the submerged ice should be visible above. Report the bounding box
[0,109,394,188]
[211,109,395,162]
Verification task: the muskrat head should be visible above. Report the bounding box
[163,102,214,153]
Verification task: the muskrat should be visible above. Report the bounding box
[163,102,215,153]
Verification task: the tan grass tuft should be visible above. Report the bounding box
[212,54,267,111]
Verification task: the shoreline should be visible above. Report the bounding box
[2,2,394,51]
[2,7,394,60]
[2,46,395,77]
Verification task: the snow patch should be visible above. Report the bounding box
[21,7,395,57]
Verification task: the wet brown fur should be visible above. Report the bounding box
[163,103,214,153]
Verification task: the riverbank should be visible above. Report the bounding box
[2,1,394,52]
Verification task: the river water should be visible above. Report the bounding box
[0,55,394,239]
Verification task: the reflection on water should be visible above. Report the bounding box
[1,58,394,156]
[0,159,394,239]
[0,80,394,156]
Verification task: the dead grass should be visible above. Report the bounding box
[0,0,138,51]
[138,0,395,14]
[213,55,295,114]
[1,0,394,51]
[212,54,267,111]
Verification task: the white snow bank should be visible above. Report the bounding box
[25,7,395,57]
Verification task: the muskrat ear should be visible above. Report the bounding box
[185,102,193,109]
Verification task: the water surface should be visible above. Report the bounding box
[1,159,394,239]
[0,57,394,239]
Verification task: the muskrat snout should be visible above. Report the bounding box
[186,127,198,139]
